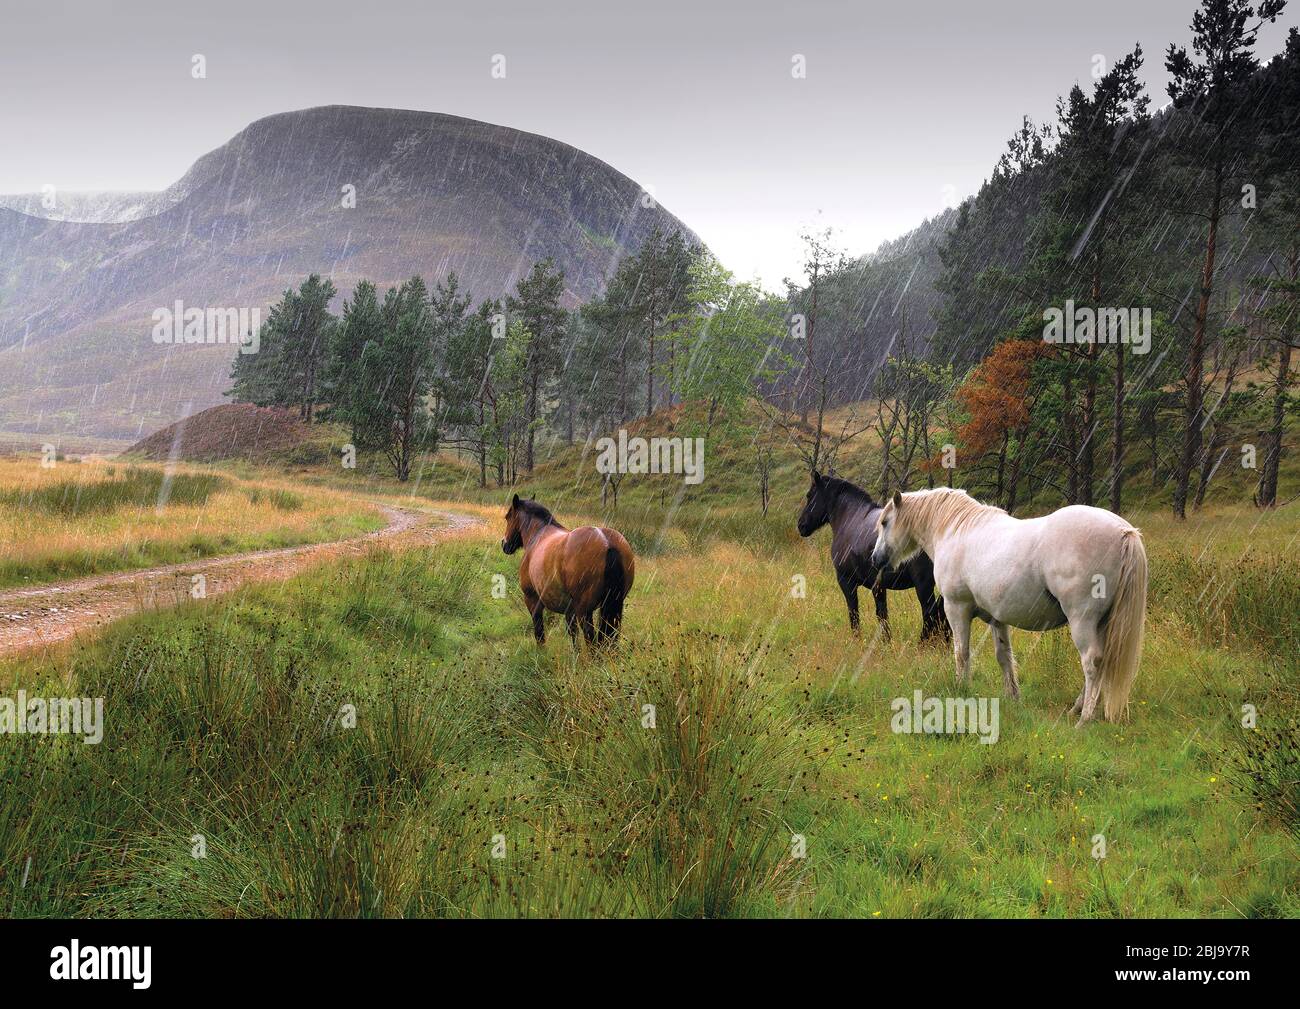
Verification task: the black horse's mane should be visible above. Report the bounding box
[823,475,876,507]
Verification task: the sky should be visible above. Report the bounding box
[2,0,1294,289]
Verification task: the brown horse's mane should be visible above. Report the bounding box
[517,498,565,530]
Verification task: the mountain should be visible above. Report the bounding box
[0,105,697,442]
[0,191,178,224]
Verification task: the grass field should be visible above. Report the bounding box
[1,410,1296,918]
[0,457,384,589]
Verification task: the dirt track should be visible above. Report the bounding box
[0,503,481,658]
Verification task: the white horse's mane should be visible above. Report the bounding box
[899,487,1005,536]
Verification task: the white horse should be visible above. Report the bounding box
[870,488,1147,726]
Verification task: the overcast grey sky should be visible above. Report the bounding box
[2,0,1294,288]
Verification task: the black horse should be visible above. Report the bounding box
[797,470,950,642]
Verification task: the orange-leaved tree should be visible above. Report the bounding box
[953,338,1049,512]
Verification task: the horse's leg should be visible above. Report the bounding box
[838,574,860,634]
[914,582,933,641]
[931,593,952,641]
[598,594,623,644]
[580,609,597,645]
[525,589,545,645]
[915,569,950,642]
[946,599,973,686]
[872,584,890,642]
[1070,619,1105,727]
[914,583,935,641]
[564,606,580,648]
[990,620,1020,700]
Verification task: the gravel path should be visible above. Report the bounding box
[0,503,481,657]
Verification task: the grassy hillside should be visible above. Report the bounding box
[1,405,1295,917]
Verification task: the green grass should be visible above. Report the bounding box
[2,505,1295,917]
[2,401,1296,918]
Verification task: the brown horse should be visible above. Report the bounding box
[501,494,635,647]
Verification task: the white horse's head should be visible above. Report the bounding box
[871,491,921,569]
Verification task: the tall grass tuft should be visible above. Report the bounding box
[1225,665,1300,844]
[245,487,303,512]
[1,467,227,516]
[535,633,802,916]
[1150,548,1300,658]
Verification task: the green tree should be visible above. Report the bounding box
[443,299,501,487]
[1046,46,1150,509]
[229,274,337,417]
[507,260,567,471]
[1165,0,1286,518]
[674,252,787,437]
[426,271,472,442]
[324,280,384,443]
[350,277,436,482]
[486,321,533,486]
[1251,27,1300,506]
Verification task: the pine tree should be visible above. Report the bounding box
[350,277,436,481]
[1251,26,1300,506]
[507,260,567,471]
[324,280,383,443]
[443,299,500,487]
[1166,0,1287,518]
[1047,46,1150,509]
[229,275,336,418]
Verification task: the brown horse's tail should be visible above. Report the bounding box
[1101,527,1148,722]
[599,546,627,642]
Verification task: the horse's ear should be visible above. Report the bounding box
[811,469,823,485]
[511,493,520,507]
[892,491,903,509]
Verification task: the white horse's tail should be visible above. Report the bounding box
[1101,527,1148,721]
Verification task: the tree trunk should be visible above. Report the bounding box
[1258,250,1297,508]
[1081,342,1096,506]
[1063,370,1078,502]
[801,265,819,425]
[645,298,656,418]
[1006,432,1024,516]
[1080,269,1101,507]
[1258,339,1291,507]
[1174,167,1223,519]
[1195,349,1240,510]
[668,339,675,410]
[526,367,538,472]
[645,327,655,417]
[811,372,828,473]
[619,338,628,423]
[1111,341,1125,514]
[995,431,1007,506]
